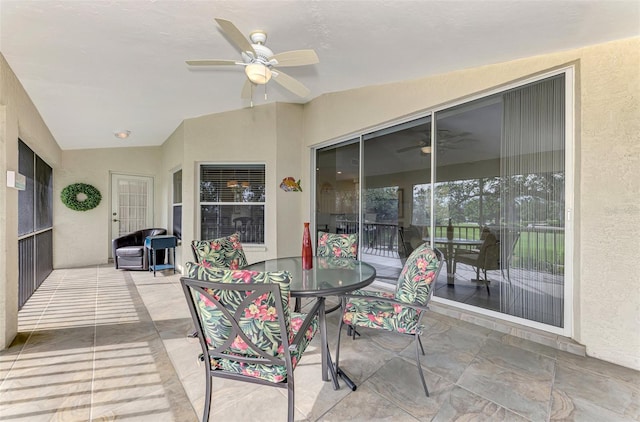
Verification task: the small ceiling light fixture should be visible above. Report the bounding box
[245,63,272,85]
[114,130,131,139]
[421,146,432,154]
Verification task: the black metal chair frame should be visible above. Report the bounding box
[334,248,444,396]
[181,277,321,422]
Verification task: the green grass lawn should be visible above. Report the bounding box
[434,224,565,270]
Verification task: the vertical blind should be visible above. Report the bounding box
[500,74,565,327]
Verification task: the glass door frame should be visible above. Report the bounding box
[310,65,574,337]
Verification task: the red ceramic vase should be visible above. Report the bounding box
[302,222,313,270]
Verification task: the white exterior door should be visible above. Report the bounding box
[110,173,154,253]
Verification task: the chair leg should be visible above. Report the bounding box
[203,367,212,422]
[287,380,295,422]
[418,335,425,355]
[294,297,301,312]
[483,269,490,295]
[414,334,429,397]
[350,325,361,340]
[335,316,344,370]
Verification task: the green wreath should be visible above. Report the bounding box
[61,183,102,211]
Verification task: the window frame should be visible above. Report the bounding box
[172,169,182,240]
[197,162,267,245]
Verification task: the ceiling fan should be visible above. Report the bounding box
[395,130,473,155]
[186,18,319,99]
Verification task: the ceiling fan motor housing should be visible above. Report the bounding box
[242,44,273,66]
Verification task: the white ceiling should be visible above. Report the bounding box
[1,0,638,150]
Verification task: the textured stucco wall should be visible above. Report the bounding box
[168,102,305,267]
[160,122,186,269]
[179,103,278,266]
[301,37,640,369]
[55,147,163,268]
[576,39,640,368]
[275,103,305,258]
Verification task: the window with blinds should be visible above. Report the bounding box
[199,164,266,244]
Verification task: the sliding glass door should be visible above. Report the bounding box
[361,118,432,282]
[316,139,360,238]
[432,74,566,328]
[313,70,570,332]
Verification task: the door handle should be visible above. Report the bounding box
[113,219,119,222]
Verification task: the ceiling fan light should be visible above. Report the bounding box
[421,146,432,154]
[245,63,272,84]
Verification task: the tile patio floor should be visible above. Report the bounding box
[1,265,638,421]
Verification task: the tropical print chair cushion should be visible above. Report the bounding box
[190,232,248,269]
[394,243,439,305]
[343,298,423,334]
[210,311,318,383]
[342,243,439,335]
[316,231,358,259]
[184,262,318,383]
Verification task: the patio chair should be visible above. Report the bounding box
[188,233,249,338]
[190,232,248,269]
[398,225,424,263]
[112,228,167,271]
[295,231,359,313]
[181,263,320,422]
[452,231,500,294]
[335,243,443,396]
[316,231,358,259]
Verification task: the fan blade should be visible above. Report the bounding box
[186,59,238,66]
[272,70,310,97]
[241,79,253,99]
[271,50,319,67]
[396,144,423,153]
[438,131,472,141]
[214,18,256,56]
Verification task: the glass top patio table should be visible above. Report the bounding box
[424,237,484,285]
[245,256,376,390]
[246,256,377,297]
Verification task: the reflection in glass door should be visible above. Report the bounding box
[315,140,360,240]
[433,74,566,328]
[313,71,569,332]
[361,118,432,283]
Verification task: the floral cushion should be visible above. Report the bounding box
[342,243,439,335]
[210,311,318,383]
[184,262,318,383]
[395,243,439,305]
[316,231,358,259]
[343,298,422,334]
[190,233,248,269]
